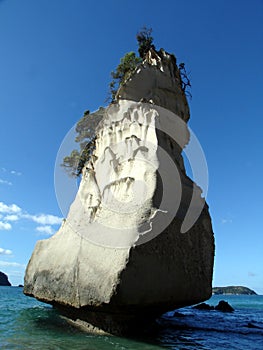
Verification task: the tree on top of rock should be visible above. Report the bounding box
[62,28,192,177]
[109,52,141,101]
[136,27,155,58]
[109,27,156,101]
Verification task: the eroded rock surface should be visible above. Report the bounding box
[24,49,215,335]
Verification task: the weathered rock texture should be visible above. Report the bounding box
[0,271,11,286]
[24,49,215,335]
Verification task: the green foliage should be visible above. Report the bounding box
[109,27,155,101]
[74,109,103,147]
[109,52,142,101]
[62,149,81,176]
[136,26,155,58]
[61,108,104,177]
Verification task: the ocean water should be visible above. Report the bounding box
[0,287,262,350]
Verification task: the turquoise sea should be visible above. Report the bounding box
[0,287,262,349]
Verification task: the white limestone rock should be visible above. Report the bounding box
[24,49,214,335]
[117,48,190,122]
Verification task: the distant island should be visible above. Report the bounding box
[212,286,257,295]
[0,271,11,286]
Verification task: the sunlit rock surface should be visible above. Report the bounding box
[24,49,214,335]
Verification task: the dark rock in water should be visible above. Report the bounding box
[193,302,214,310]
[0,271,11,286]
[247,322,262,329]
[215,300,234,312]
[18,284,24,288]
[193,300,234,312]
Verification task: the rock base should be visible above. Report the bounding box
[55,303,160,336]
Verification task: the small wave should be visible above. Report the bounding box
[160,311,263,337]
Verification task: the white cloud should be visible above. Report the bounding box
[0,260,25,268]
[4,214,19,222]
[1,168,22,176]
[24,214,62,225]
[0,247,12,255]
[36,225,54,235]
[0,168,21,186]
[0,178,12,186]
[0,202,22,214]
[10,170,22,176]
[0,201,62,235]
[221,218,233,224]
[0,221,12,230]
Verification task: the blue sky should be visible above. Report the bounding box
[0,0,262,294]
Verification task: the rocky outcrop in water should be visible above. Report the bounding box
[193,302,214,310]
[215,300,234,312]
[24,48,215,335]
[0,271,11,286]
[193,300,234,312]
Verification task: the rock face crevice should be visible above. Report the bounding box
[24,49,215,335]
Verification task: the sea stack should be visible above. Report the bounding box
[24,48,215,335]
